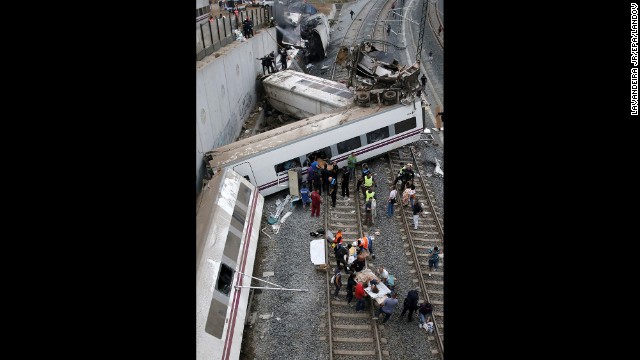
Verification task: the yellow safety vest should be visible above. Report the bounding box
[366,191,375,201]
[364,176,373,187]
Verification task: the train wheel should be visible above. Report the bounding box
[383,90,397,104]
[356,92,369,106]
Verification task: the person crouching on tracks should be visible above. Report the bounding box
[332,268,342,300]
[377,265,389,283]
[350,247,366,272]
[310,189,322,217]
[374,292,398,323]
[335,243,349,273]
[418,301,434,329]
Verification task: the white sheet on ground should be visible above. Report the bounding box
[310,239,326,265]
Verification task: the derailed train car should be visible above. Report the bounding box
[260,70,354,119]
[196,168,265,360]
[205,70,425,197]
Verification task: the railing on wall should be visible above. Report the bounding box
[196,7,272,61]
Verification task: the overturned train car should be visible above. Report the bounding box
[196,168,265,360]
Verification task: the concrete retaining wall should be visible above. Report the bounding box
[196,27,278,195]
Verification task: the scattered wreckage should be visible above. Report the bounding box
[335,41,423,107]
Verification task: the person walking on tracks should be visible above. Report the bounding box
[412,197,423,230]
[310,189,322,217]
[350,9,355,20]
[427,246,441,276]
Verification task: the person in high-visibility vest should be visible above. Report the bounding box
[365,188,375,202]
[357,232,374,259]
[357,234,368,253]
[362,173,374,198]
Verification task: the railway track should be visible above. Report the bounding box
[318,2,445,358]
[323,169,386,360]
[427,0,444,49]
[387,146,444,358]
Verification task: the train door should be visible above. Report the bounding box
[232,162,256,186]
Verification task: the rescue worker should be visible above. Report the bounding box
[362,172,374,198]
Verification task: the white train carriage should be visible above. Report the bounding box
[262,69,354,119]
[196,168,265,360]
[205,96,424,197]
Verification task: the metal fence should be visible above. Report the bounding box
[196,7,272,61]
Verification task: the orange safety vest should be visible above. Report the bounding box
[359,236,369,249]
[334,231,343,244]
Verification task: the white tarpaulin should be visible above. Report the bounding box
[309,239,326,265]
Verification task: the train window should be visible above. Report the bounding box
[274,158,301,174]
[308,147,332,161]
[236,182,252,208]
[223,227,242,263]
[394,117,417,134]
[336,136,362,154]
[230,205,247,234]
[366,126,390,144]
[205,297,228,339]
[216,263,234,295]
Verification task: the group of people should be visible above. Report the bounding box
[330,246,434,329]
[256,48,289,75]
[327,229,374,272]
[299,155,344,210]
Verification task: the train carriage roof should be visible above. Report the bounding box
[206,98,419,171]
